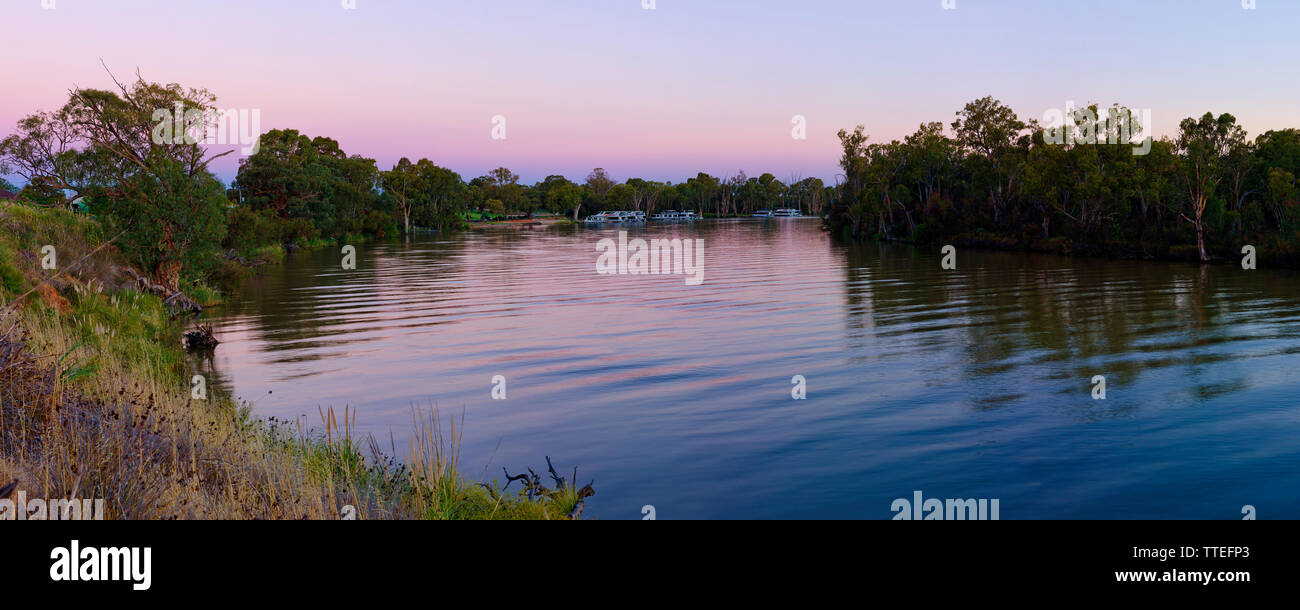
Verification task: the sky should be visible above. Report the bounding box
[3,0,1299,186]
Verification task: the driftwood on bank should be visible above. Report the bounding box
[120,268,203,317]
[118,267,218,351]
[500,456,595,520]
[567,482,596,520]
[183,323,220,351]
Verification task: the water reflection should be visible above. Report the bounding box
[197,220,1300,519]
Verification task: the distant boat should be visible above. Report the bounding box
[772,209,802,218]
[752,210,773,218]
[651,210,697,222]
[584,212,611,224]
[605,211,645,224]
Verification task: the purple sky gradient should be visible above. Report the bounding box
[3,0,1298,186]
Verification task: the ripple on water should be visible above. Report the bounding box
[198,221,1300,519]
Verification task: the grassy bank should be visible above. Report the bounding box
[0,202,591,519]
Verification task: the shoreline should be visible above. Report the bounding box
[0,202,593,520]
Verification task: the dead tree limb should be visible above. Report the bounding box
[121,267,203,316]
[545,456,566,491]
[500,459,595,517]
[502,467,530,492]
[568,482,596,520]
[526,468,548,500]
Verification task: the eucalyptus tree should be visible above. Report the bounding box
[1254,129,1300,235]
[607,183,635,210]
[538,175,582,216]
[482,167,526,213]
[413,161,466,229]
[1175,112,1247,261]
[950,96,1028,225]
[902,122,955,216]
[834,126,872,237]
[686,172,720,217]
[578,168,615,219]
[722,172,745,217]
[0,72,230,290]
[382,157,420,234]
[234,130,380,243]
[758,173,787,213]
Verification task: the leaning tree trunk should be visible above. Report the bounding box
[122,267,201,316]
[156,259,183,293]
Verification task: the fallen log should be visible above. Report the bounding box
[501,458,595,519]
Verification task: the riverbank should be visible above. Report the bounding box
[0,202,591,519]
[469,217,575,229]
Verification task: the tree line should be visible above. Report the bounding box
[0,75,828,294]
[828,96,1300,265]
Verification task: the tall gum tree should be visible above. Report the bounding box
[1176,112,1246,261]
[0,70,232,291]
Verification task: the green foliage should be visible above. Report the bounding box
[222,205,281,253]
[533,175,581,214]
[828,98,1300,266]
[0,247,24,296]
[0,202,112,300]
[0,75,234,289]
[232,129,382,241]
[92,158,228,287]
[18,179,69,207]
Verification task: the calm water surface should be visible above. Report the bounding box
[196,220,1300,519]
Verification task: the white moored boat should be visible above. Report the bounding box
[606,211,645,224]
[651,210,697,222]
[584,212,611,224]
[772,208,803,218]
[752,210,773,218]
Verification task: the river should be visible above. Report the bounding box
[195,218,1300,519]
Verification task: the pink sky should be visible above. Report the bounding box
[4,0,1299,185]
